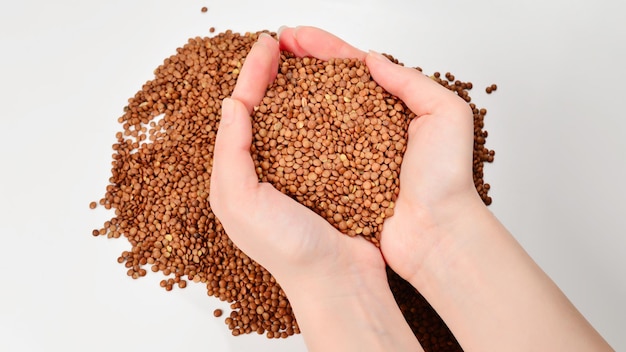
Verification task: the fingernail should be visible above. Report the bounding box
[368,50,391,63]
[277,25,288,38]
[254,33,275,49]
[221,98,235,126]
[293,25,303,39]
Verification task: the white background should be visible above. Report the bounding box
[1,0,624,351]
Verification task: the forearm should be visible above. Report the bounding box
[410,201,613,351]
[280,267,423,352]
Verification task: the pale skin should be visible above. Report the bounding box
[210,27,613,352]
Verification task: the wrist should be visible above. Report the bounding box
[381,188,487,285]
[278,238,391,312]
[403,197,491,290]
[278,247,422,352]
[399,198,614,351]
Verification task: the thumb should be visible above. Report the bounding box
[210,33,279,218]
[210,97,258,218]
[365,50,470,119]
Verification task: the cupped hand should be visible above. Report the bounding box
[209,33,383,292]
[211,31,423,351]
[272,27,615,352]
[278,26,483,284]
[366,50,484,283]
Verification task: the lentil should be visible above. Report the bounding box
[91,29,494,351]
[252,54,411,243]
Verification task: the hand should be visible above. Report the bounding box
[210,31,421,352]
[360,35,612,352]
[212,27,612,352]
[209,32,380,292]
[364,50,484,284]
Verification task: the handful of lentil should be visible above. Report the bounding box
[253,53,411,244]
[92,30,493,351]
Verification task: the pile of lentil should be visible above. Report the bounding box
[91,30,494,351]
[253,54,412,243]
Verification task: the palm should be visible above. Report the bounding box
[402,111,474,204]
[242,184,386,281]
[380,111,474,279]
[364,56,476,280]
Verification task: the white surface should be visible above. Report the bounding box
[1,0,624,351]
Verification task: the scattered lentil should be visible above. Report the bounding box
[201,6,208,13]
[89,201,97,209]
[214,308,223,317]
[91,29,494,351]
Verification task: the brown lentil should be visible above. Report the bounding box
[214,308,223,317]
[91,29,494,351]
[89,201,97,209]
[252,53,411,243]
[201,6,208,13]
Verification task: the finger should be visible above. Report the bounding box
[231,33,280,115]
[277,27,308,57]
[210,98,259,218]
[278,26,366,61]
[211,34,279,214]
[365,50,470,119]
